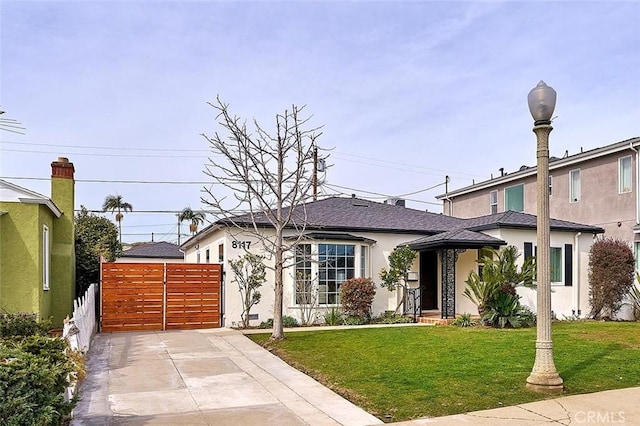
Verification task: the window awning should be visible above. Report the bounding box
[402,229,506,251]
[287,232,377,245]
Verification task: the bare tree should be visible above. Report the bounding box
[201,97,323,340]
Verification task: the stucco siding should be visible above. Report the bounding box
[0,203,54,319]
[455,249,480,315]
[445,150,637,242]
[182,226,426,327]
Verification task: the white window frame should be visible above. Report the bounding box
[550,246,563,285]
[489,190,498,214]
[293,242,370,306]
[43,225,50,290]
[619,155,632,194]
[549,175,553,197]
[569,169,581,203]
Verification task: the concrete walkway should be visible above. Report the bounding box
[73,327,640,425]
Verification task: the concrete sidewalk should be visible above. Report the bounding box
[73,327,640,425]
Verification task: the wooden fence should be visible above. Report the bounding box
[101,263,221,332]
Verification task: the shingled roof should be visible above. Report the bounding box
[462,210,605,234]
[403,229,507,250]
[223,196,465,234]
[121,241,183,259]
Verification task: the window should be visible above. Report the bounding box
[619,156,632,194]
[196,250,201,264]
[360,245,368,277]
[43,225,50,290]
[294,243,360,305]
[549,175,553,197]
[570,169,581,202]
[635,242,640,272]
[489,190,498,214]
[205,249,210,263]
[504,184,524,212]
[318,244,355,304]
[550,247,562,283]
[218,244,224,263]
[295,244,313,304]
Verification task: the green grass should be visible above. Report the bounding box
[249,322,640,422]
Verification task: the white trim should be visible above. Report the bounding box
[618,155,632,194]
[436,137,640,199]
[569,169,581,203]
[489,190,498,214]
[43,225,50,290]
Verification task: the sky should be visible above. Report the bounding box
[1,0,638,244]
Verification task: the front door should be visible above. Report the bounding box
[420,251,438,310]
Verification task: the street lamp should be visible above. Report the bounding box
[526,81,564,393]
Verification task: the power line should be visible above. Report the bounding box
[0,148,206,159]
[323,183,442,206]
[1,140,209,153]
[1,176,212,185]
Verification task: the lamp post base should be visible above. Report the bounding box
[526,379,564,394]
[526,340,563,394]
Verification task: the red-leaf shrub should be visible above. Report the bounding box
[340,278,376,319]
[588,238,635,319]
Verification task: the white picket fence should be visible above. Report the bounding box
[63,283,97,353]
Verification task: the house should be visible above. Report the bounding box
[180,196,603,327]
[115,241,184,263]
[0,158,76,326]
[436,136,640,261]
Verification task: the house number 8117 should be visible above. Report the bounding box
[232,240,251,249]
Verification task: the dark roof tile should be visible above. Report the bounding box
[121,241,183,259]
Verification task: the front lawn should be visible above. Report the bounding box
[249,322,640,422]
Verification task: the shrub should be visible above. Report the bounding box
[257,316,299,329]
[322,307,343,326]
[371,311,412,324]
[342,315,366,325]
[0,312,49,338]
[282,315,299,328]
[588,238,635,319]
[340,277,376,319]
[464,246,536,328]
[257,318,273,329]
[451,313,477,327]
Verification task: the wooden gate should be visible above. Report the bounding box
[101,263,221,332]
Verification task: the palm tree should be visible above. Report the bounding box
[102,194,133,243]
[178,207,207,238]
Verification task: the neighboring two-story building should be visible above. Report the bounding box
[0,158,76,326]
[437,137,640,263]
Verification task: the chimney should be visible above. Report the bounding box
[51,157,75,180]
[50,157,75,326]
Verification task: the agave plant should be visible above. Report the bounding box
[482,292,522,328]
[464,245,537,328]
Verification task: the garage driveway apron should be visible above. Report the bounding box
[71,328,382,426]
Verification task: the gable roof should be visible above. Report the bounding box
[0,179,62,217]
[121,241,183,259]
[437,136,640,199]
[462,210,605,234]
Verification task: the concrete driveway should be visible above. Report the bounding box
[72,328,382,425]
[73,326,640,425]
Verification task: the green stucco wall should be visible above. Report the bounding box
[50,176,75,326]
[0,202,54,320]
